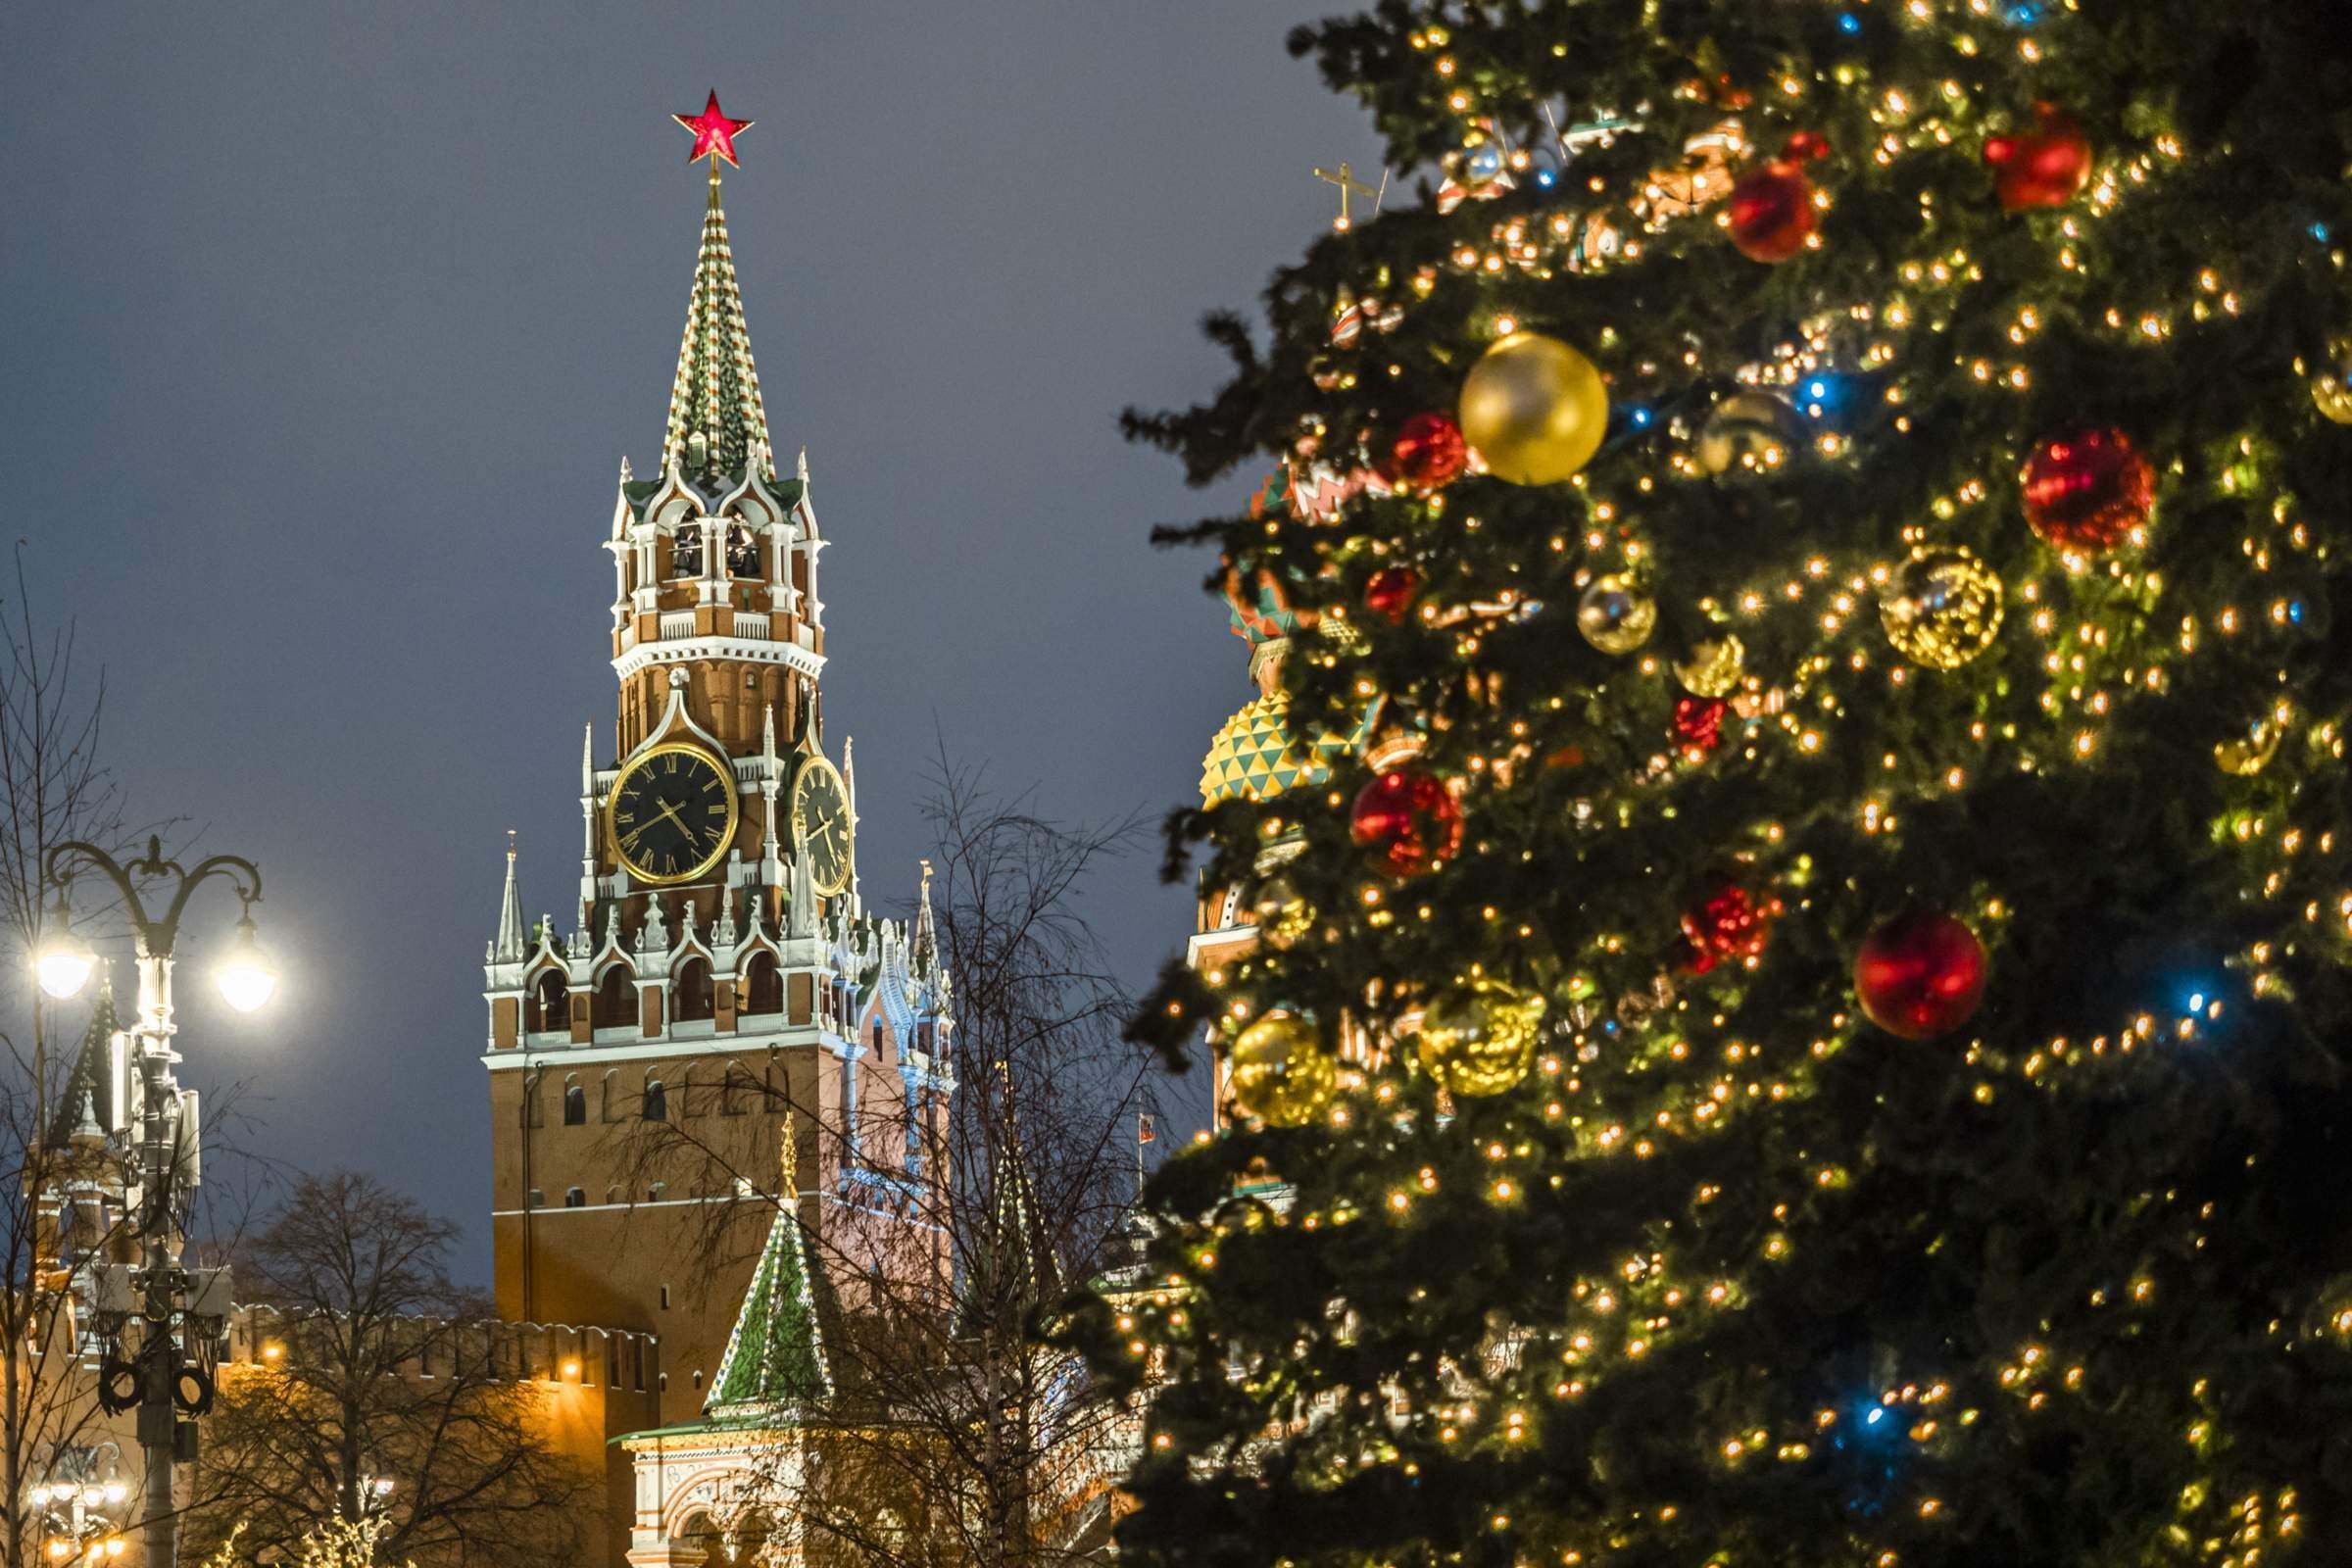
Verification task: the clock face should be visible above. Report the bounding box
[791,757,854,898]
[608,744,739,885]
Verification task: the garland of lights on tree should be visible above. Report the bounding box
[1070,1,2352,1564]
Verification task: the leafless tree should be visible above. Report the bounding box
[621,756,1154,1568]
[0,550,147,1568]
[182,1173,592,1568]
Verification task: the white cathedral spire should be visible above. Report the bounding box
[493,832,527,963]
[787,847,817,940]
[909,858,938,978]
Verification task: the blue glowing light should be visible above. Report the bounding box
[1864,1407,1886,1427]
[1838,11,1862,32]
[2291,600,2307,624]
[2003,1,2042,24]
[1630,407,1654,428]
[1806,378,1831,401]
[2187,993,2206,1013]
[2313,222,2333,244]
[1535,168,1558,189]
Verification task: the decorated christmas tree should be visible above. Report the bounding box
[1084,2,2352,1563]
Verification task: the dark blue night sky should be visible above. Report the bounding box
[2,2,1383,1281]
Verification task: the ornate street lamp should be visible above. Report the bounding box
[34,836,277,1568]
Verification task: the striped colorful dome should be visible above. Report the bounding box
[1200,695,1352,807]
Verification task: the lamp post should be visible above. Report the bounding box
[36,837,278,1568]
[28,1443,129,1566]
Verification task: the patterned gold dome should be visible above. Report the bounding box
[1200,694,1351,807]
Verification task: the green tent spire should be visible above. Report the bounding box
[47,976,120,1149]
[706,1114,830,1416]
[662,162,773,483]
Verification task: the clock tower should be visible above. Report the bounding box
[479,106,955,1429]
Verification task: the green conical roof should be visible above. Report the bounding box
[958,1099,1061,1335]
[663,167,773,484]
[47,980,120,1149]
[706,1122,830,1416]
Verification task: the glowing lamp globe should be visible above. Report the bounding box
[35,926,97,1001]
[216,916,279,1013]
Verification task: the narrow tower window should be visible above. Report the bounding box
[563,1081,586,1126]
[531,970,569,1032]
[673,957,713,1023]
[743,952,782,1015]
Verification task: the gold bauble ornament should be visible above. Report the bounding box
[1879,546,2004,670]
[1227,1011,1338,1127]
[1250,874,1313,950]
[1673,634,1745,699]
[1457,332,1610,485]
[1695,390,1805,475]
[1576,574,1657,655]
[2215,714,2286,776]
[1415,979,1545,1099]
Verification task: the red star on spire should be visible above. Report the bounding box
[674,90,753,168]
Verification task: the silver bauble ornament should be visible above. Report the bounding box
[1576,574,1657,655]
[1695,390,1805,475]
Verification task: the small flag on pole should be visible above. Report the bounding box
[1138,1113,1155,1145]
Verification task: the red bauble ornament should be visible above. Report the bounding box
[1383,411,1469,493]
[1727,162,1817,263]
[1984,104,2091,212]
[1364,566,1421,625]
[1348,768,1462,879]
[2021,427,2154,552]
[1854,911,1987,1039]
[1679,881,1773,974]
[1672,696,1727,760]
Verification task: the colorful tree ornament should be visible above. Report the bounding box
[1575,574,1657,654]
[1854,911,1988,1039]
[1227,1010,1339,1127]
[1348,767,1462,879]
[1456,333,1610,485]
[1364,566,1422,625]
[1250,872,1314,949]
[1674,700,1731,761]
[1680,880,1773,973]
[1641,122,1741,220]
[2021,427,2155,552]
[1695,389,1806,475]
[1382,412,1469,493]
[1672,696,1727,760]
[1415,978,1546,1098]
[2215,710,2287,776]
[2300,340,2352,425]
[1726,137,1824,263]
[1879,546,2005,669]
[1331,286,1363,348]
[1673,634,1745,699]
[1984,103,2092,211]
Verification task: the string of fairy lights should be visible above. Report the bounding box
[1104,0,2351,1563]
